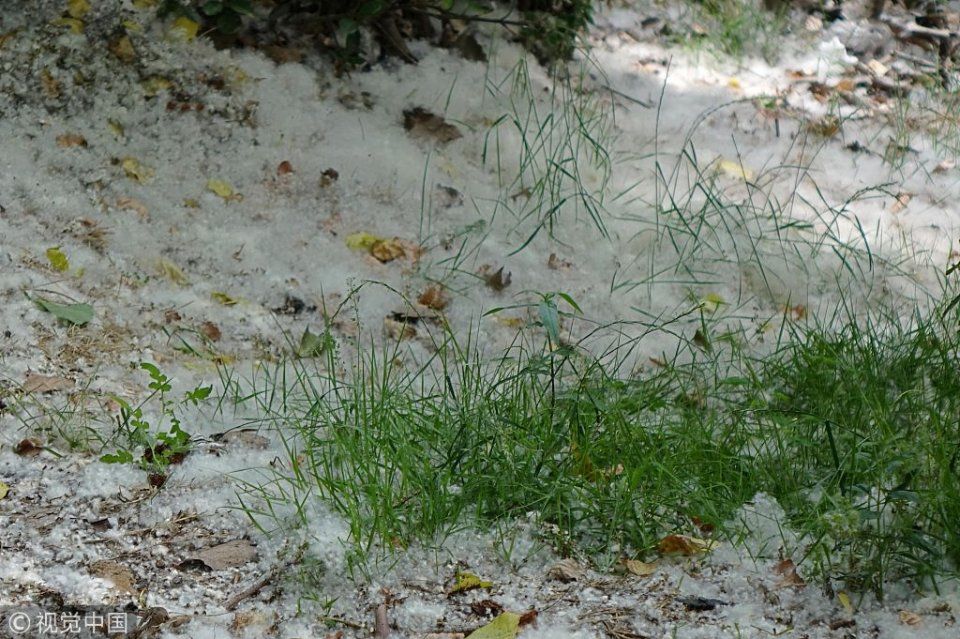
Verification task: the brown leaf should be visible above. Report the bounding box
[164,309,182,323]
[15,438,44,457]
[483,266,511,292]
[470,599,504,617]
[434,184,464,209]
[262,44,304,64]
[23,373,74,394]
[200,321,222,342]
[89,560,137,594]
[194,539,257,571]
[320,168,339,187]
[403,107,462,144]
[277,160,293,175]
[547,253,572,270]
[773,558,806,588]
[518,609,538,627]
[547,558,584,582]
[56,133,88,148]
[115,196,149,220]
[418,285,450,311]
[108,34,137,63]
[657,534,717,556]
[371,238,407,263]
[384,317,416,341]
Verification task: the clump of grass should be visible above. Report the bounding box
[227,291,960,595]
[670,0,790,62]
[744,310,960,596]
[481,58,615,251]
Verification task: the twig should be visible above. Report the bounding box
[224,565,282,611]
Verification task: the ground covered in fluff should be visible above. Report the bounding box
[1,0,959,637]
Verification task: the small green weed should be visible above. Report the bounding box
[101,362,211,476]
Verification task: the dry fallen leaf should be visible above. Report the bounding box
[483,266,511,292]
[56,132,87,148]
[547,253,572,270]
[547,558,584,583]
[898,610,922,626]
[89,560,137,594]
[418,285,450,311]
[624,559,657,577]
[371,238,407,263]
[657,534,718,556]
[157,258,188,285]
[933,159,956,174]
[277,160,293,175]
[890,192,912,213]
[15,438,44,457]
[773,558,805,588]
[200,321,222,342]
[384,317,416,341]
[195,539,257,571]
[116,196,149,220]
[121,157,154,183]
[403,107,463,144]
[108,34,137,63]
[23,373,74,393]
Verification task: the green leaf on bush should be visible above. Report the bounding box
[201,1,223,16]
[226,0,254,16]
[216,10,241,33]
[34,296,93,326]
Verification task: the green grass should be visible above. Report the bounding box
[223,292,960,595]
[670,0,791,63]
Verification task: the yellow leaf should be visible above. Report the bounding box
[141,76,172,96]
[207,179,234,199]
[157,258,188,285]
[624,559,657,577]
[107,119,125,138]
[183,198,200,208]
[122,20,143,33]
[727,77,742,89]
[67,0,91,19]
[898,610,921,626]
[46,247,69,272]
[345,232,383,251]
[53,17,84,33]
[838,591,854,613]
[211,291,238,306]
[717,159,754,181]
[169,16,199,42]
[450,570,493,594]
[0,481,8,499]
[465,612,520,639]
[121,157,154,183]
[700,293,725,313]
